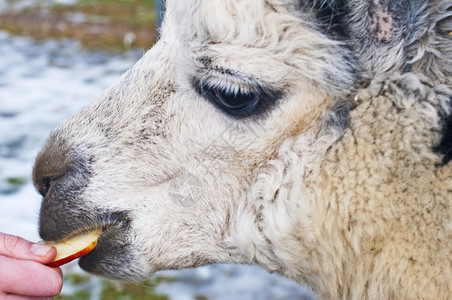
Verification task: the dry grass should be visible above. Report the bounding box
[0,0,158,51]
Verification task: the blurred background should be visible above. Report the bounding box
[0,0,313,299]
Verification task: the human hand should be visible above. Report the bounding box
[0,233,63,299]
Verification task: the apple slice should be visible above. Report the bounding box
[43,228,102,268]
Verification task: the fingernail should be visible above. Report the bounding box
[31,243,53,257]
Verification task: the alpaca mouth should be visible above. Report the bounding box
[78,216,140,279]
[79,222,126,259]
[39,206,133,273]
[40,208,131,241]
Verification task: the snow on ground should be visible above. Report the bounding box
[0,31,139,240]
[0,0,77,12]
[0,31,313,299]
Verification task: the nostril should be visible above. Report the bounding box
[39,177,56,198]
[32,132,74,198]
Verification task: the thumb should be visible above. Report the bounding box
[0,233,56,263]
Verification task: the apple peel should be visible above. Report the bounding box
[42,228,102,268]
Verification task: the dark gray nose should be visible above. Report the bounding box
[33,133,94,241]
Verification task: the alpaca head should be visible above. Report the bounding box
[32,0,357,279]
[33,1,452,296]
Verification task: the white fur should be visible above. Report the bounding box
[35,0,452,298]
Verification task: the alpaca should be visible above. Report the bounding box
[33,0,452,298]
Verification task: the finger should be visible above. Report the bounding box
[0,293,54,300]
[0,256,63,297]
[0,233,56,264]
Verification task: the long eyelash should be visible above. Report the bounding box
[197,75,255,96]
[191,76,284,119]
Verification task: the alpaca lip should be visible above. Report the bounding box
[79,223,122,257]
[41,227,102,244]
[39,208,131,244]
[78,217,135,278]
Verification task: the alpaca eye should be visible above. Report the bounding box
[201,84,259,115]
[193,76,283,118]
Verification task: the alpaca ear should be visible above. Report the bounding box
[300,0,405,43]
[362,1,397,43]
[299,0,350,40]
[349,0,415,43]
[342,1,428,72]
